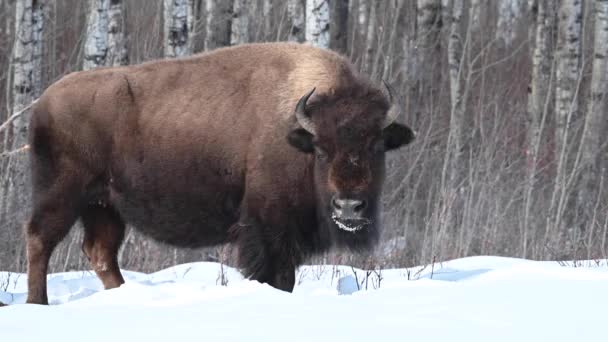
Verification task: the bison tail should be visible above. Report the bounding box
[28,105,53,161]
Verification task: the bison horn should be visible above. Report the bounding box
[295,88,317,135]
[383,80,401,129]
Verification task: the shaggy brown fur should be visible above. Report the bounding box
[24,42,414,304]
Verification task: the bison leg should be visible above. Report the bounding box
[25,194,80,304]
[269,262,296,292]
[233,222,298,292]
[242,255,296,292]
[81,205,125,290]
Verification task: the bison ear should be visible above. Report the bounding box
[383,123,415,151]
[287,128,315,153]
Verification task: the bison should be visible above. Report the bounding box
[24,42,414,304]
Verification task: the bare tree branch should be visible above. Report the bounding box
[0,99,37,133]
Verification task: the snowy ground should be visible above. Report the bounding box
[1,256,607,341]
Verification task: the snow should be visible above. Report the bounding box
[1,256,607,341]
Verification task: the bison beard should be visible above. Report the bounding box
[23,42,415,304]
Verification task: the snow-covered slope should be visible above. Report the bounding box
[1,256,607,341]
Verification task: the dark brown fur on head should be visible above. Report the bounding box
[287,83,414,250]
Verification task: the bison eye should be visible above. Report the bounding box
[314,146,328,161]
[372,139,385,153]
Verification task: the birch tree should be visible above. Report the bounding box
[399,0,416,84]
[107,0,128,66]
[205,0,233,50]
[469,0,481,31]
[330,0,349,54]
[84,0,128,70]
[164,0,194,57]
[577,0,608,231]
[555,0,582,162]
[447,0,465,187]
[496,0,522,46]
[263,0,272,40]
[231,0,250,45]
[415,0,442,89]
[357,0,368,50]
[523,0,556,256]
[0,0,46,251]
[546,0,582,241]
[287,0,305,42]
[526,0,555,172]
[364,0,378,74]
[417,0,442,53]
[306,0,330,48]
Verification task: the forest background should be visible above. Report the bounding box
[0,0,606,273]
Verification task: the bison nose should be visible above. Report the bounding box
[332,197,367,218]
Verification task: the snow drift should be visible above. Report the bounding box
[1,256,607,342]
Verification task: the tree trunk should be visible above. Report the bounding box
[231,0,250,45]
[447,0,465,184]
[399,0,416,85]
[469,0,481,31]
[84,0,127,70]
[415,0,442,90]
[330,0,349,54]
[263,0,272,40]
[204,0,233,50]
[526,0,555,173]
[364,0,378,74]
[306,0,330,48]
[496,0,522,46]
[107,0,128,66]
[0,0,46,256]
[287,0,305,42]
[577,0,608,231]
[12,0,45,118]
[547,0,582,242]
[555,0,582,161]
[357,0,368,49]
[164,0,193,57]
[523,0,556,257]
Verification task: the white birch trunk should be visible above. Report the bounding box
[84,0,128,69]
[164,0,192,57]
[496,0,523,46]
[287,0,305,42]
[548,0,582,237]
[526,0,555,170]
[578,0,608,226]
[358,0,368,43]
[205,0,233,50]
[523,0,556,256]
[399,0,415,84]
[11,0,44,143]
[231,0,250,45]
[447,0,464,167]
[263,0,272,40]
[417,0,442,47]
[555,0,582,158]
[415,0,442,87]
[1,0,46,237]
[364,0,377,74]
[469,0,481,31]
[306,0,330,48]
[330,0,349,54]
[107,0,128,66]
[84,0,110,70]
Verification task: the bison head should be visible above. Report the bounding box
[287,84,415,249]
